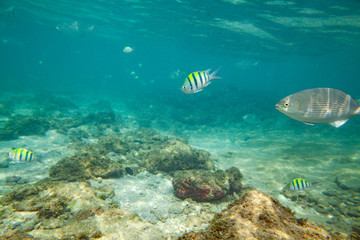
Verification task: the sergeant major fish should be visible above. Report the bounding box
[276,88,360,128]
[8,148,35,163]
[181,68,221,94]
[287,178,313,191]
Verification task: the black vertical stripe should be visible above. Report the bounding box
[296,179,301,190]
[24,150,29,162]
[191,73,198,89]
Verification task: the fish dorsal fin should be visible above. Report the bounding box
[329,119,348,128]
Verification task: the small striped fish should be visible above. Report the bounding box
[276,88,360,127]
[8,148,35,162]
[181,68,221,94]
[287,178,312,191]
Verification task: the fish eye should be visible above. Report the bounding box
[284,103,289,107]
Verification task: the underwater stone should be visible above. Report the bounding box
[316,205,333,215]
[50,116,84,135]
[0,115,50,140]
[49,156,91,182]
[50,150,123,181]
[179,190,341,240]
[0,158,9,168]
[98,135,129,155]
[172,168,241,202]
[348,206,360,218]
[85,111,117,124]
[123,128,169,151]
[94,185,115,200]
[225,167,243,193]
[37,196,69,219]
[29,93,78,112]
[5,175,22,184]
[0,101,13,116]
[335,174,360,192]
[143,139,215,173]
[0,181,107,239]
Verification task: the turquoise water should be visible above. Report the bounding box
[1,0,360,238]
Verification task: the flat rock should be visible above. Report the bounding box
[336,174,360,192]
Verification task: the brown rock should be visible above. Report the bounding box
[180,190,344,240]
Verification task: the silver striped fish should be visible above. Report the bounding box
[181,68,221,94]
[8,148,35,162]
[276,88,360,127]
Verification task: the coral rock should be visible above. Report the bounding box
[143,139,215,173]
[172,168,242,202]
[180,190,343,240]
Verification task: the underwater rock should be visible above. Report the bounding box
[0,158,9,168]
[68,127,89,142]
[335,173,360,192]
[123,128,169,151]
[37,196,69,219]
[85,111,117,124]
[90,100,113,111]
[0,101,13,116]
[93,185,115,200]
[225,167,243,193]
[142,139,215,173]
[0,179,168,239]
[98,135,129,155]
[50,116,84,135]
[0,180,105,239]
[352,224,360,239]
[5,175,22,184]
[49,156,91,181]
[179,190,342,240]
[29,93,77,112]
[172,168,242,202]
[0,115,50,140]
[49,152,122,181]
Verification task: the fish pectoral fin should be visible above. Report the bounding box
[193,89,203,93]
[302,122,314,126]
[329,119,348,128]
[203,82,212,87]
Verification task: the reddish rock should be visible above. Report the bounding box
[172,168,242,202]
[179,190,345,240]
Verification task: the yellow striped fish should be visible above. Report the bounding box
[181,68,221,94]
[8,148,35,162]
[276,88,360,127]
[287,178,312,191]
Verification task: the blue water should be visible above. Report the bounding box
[1,0,360,96]
[1,0,360,237]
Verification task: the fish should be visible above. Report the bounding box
[275,88,360,128]
[8,148,35,163]
[123,46,133,53]
[56,21,94,36]
[124,167,134,175]
[287,178,312,191]
[181,68,221,94]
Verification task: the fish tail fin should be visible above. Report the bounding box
[355,106,360,115]
[209,67,222,80]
